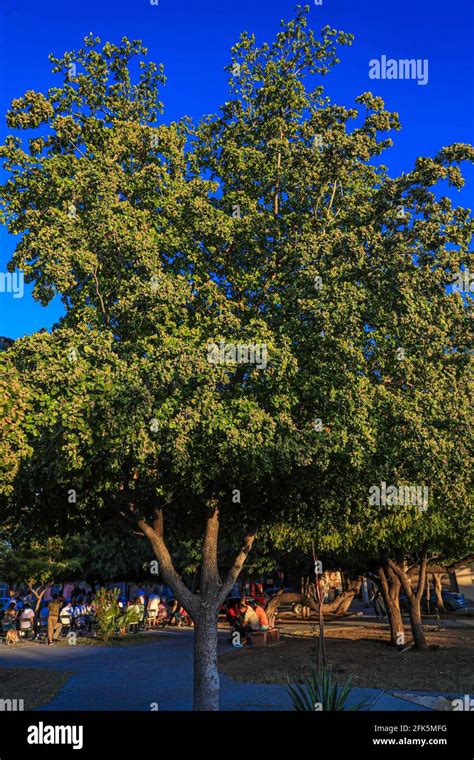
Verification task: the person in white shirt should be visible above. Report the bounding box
[239,602,260,631]
[60,603,73,626]
[147,594,160,614]
[19,604,35,631]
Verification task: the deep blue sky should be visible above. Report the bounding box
[0,0,472,339]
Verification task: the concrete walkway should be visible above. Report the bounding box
[0,630,462,711]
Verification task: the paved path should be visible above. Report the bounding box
[0,630,461,711]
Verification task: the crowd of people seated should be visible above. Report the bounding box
[0,585,192,644]
[1,582,279,650]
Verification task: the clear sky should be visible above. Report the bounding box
[0,0,472,339]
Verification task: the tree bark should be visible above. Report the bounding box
[376,566,404,646]
[331,578,362,615]
[29,584,47,615]
[313,580,327,669]
[193,606,220,711]
[432,574,445,613]
[409,598,427,649]
[192,507,221,711]
[388,549,429,650]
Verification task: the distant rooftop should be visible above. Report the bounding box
[0,337,14,352]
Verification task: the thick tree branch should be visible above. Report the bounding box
[415,547,428,603]
[201,508,220,595]
[386,565,401,601]
[377,566,389,598]
[387,559,414,600]
[218,533,256,605]
[135,509,197,616]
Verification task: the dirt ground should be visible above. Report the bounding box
[218,624,474,693]
[0,668,73,710]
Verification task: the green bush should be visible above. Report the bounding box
[93,587,139,640]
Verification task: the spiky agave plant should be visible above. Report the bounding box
[287,666,372,711]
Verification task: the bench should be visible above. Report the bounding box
[266,627,280,644]
[250,627,280,646]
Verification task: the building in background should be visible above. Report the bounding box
[0,336,14,352]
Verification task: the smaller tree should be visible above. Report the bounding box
[0,536,83,613]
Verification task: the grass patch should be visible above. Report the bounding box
[0,668,73,710]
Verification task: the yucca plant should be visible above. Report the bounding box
[287,666,371,711]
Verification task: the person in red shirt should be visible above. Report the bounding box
[225,602,239,630]
[254,601,269,630]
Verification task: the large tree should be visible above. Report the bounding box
[1,6,472,707]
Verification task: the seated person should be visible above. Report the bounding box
[39,603,49,624]
[59,601,73,627]
[239,601,261,631]
[2,602,18,631]
[168,600,187,626]
[19,603,35,633]
[147,593,160,615]
[225,601,240,630]
[254,601,269,630]
[179,606,192,626]
[232,601,261,644]
[71,598,85,622]
[157,600,168,623]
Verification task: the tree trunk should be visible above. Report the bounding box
[313,581,326,669]
[388,550,429,651]
[433,574,445,612]
[265,591,318,627]
[377,566,404,646]
[193,607,220,711]
[385,597,404,646]
[135,498,255,711]
[409,596,428,650]
[332,578,362,615]
[265,580,362,624]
